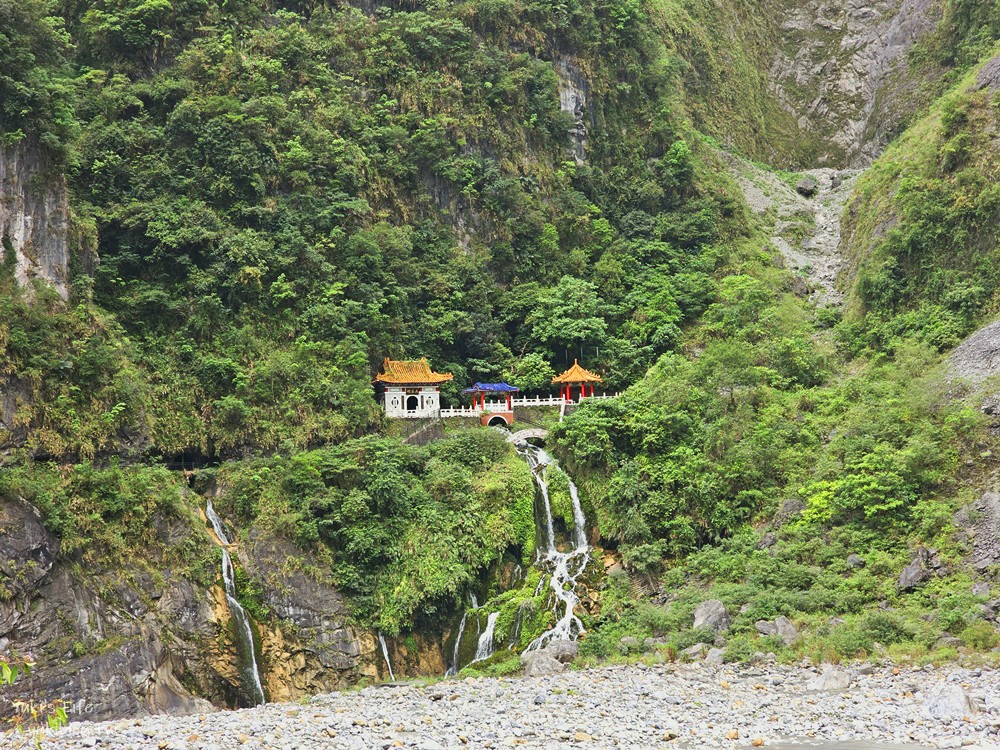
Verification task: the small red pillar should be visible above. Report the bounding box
[506,393,512,410]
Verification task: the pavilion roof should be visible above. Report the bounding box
[552,359,602,384]
[375,358,454,384]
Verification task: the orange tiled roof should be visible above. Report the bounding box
[375,358,454,384]
[552,359,602,384]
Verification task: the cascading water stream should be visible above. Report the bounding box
[378,633,396,681]
[205,500,266,706]
[447,440,591,674]
[471,611,500,663]
[516,443,591,651]
[446,611,468,676]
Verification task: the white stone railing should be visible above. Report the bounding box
[439,406,482,418]
[511,396,566,407]
[437,392,620,418]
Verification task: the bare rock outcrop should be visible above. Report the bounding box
[0,139,74,299]
[768,0,942,167]
[950,319,1000,386]
[554,57,592,163]
[243,528,376,698]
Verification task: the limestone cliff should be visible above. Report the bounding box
[668,0,946,168]
[766,0,942,167]
[0,139,76,299]
[0,493,380,722]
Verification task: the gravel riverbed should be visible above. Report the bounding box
[42,662,1000,750]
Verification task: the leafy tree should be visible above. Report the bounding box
[505,353,555,392]
[527,276,608,357]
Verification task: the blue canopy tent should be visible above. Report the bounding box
[461,382,520,409]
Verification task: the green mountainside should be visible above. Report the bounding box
[1,0,999,715]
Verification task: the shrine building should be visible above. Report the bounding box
[552,359,602,402]
[375,358,453,418]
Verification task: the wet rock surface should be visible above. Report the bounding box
[42,663,1000,750]
[0,495,377,722]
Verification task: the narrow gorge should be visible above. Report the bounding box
[1,0,998,742]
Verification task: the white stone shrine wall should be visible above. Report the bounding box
[383,386,441,418]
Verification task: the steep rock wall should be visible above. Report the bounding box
[767,0,942,167]
[0,140,73,298]
[0,495,379,722]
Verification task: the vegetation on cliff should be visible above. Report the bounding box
[1,0,999,706]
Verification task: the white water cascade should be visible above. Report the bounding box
[205,500,266,706]
[446,440,591,675]
[517,443,590,651]
[471,611,500,663]
[446,610,468,676]
[378,633,396,681]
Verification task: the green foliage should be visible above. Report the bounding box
[215,429,534,634]
[0,0,745,458]
[0,0,77,153]
[0,460,196,565]
[842,58,1000,352]
[959,621,1000,650]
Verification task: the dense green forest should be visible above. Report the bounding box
[1,0,999,676]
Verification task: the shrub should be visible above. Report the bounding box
[959,621,1000,650]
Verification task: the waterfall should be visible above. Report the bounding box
[469,592,479,609]
[446,610,469,676]
[471,611,500,664]
[205,500,266,706]
[378,633,396,681]
[516,442,591,651]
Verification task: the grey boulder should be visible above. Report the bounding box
[543,640,579,664]
[774,616,800,646]
[924,684,980,720]
[796,176,819,197]
[520,651,565,676]
[704,647,726,665]
[693,599,731,633]
[807,667,851,691]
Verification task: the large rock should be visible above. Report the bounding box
[796,177,819,197]
[693,600,731,633]
[681,644,707,660]
[897,548,933,591]
[807,667,851,691]
[924,684,980,720]
[704,648,726,665]
[756,620,778,636]
[774,616,800,646]
[520,651,565,676]
[543,640,579,664]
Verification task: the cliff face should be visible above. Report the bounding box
[0,493,380,722]
[670,0,946,168]
[766,0,942,167]
[0,140,74,299]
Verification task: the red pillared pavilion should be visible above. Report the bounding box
[552,360,602,402]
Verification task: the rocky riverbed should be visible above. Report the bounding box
[40,662,1000,750]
